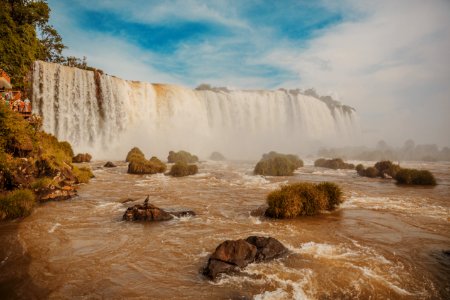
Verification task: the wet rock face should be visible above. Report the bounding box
[72,153,92,163]
[122,202,196,221]
[245,236,288,262]
[203,236,288,280]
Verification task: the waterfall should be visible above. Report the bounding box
[31,61,358,160]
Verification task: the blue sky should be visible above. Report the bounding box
[47,0,450,146]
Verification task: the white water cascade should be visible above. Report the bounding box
[31,61,358,160]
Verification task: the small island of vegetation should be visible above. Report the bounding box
[168,150,199,164]
[254,151,303,176]
[265,182,343,218]
[126,147,166,175]
[314,158,354,170]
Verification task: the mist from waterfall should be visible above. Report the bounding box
[31,61,359,160]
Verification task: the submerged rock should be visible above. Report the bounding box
[203,236,288,280]
[104,161,116,168]
[123,198,196,221]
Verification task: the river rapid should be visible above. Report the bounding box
[1,160,449,299]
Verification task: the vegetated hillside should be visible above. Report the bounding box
[0,105,92,220]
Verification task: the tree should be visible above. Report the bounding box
[38,24,66,63]
[0,0,66,88]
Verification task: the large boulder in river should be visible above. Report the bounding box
[123,199,196,221]
[72,153,92,163]
[203,236,288,280]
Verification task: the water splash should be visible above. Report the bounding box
[32,61,358,159]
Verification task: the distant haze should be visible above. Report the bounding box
[47,0,450,148]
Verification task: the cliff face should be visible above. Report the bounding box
[0,105,92,220]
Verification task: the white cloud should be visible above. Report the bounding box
[264,0,450,146]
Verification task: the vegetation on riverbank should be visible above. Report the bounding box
[265,182,343,218]
[254,151,303,176]
[0,106,92,220]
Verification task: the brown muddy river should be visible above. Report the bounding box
[1,160,449,299]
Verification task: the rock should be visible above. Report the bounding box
[122,201,196,221]
[104,161,116,168]
[203,236,287,280]
[245,236,288,261]
[211,239,257,268]
[37,185,77,202]
[170,210,196,217]
[72,153,92,163]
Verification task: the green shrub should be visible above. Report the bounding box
[364,167,379,178]
[167,150,199,163]
[169,162,198,177]
[254,151,303,176]
[73,166,94,183]
[209,151,225,161]
[265,182,343,218]
[374,161,400,178]
[395,168,436,186]
[0,189,36,220]
[314,158,354,170]
[126,147,145,162]
[31,177,54,190]
[317,182,343,210]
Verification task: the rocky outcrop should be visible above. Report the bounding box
[36,185,77,202]
[72,153,92,163]
[122,199,196,221]
[203,236,288,280]
[104,161,116,168]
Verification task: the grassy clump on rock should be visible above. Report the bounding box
[73,166,95,183]
[126,148,167,175]
[125,147,145,162]
[168,150,199,164]
[265,182,343,218]
[168,162,198,177]
[394,168,436,186]
[0,189,36,220]
[254,151,303,176]
[314,158,355,170]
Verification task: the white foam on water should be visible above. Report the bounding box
[249,216,262,225]
[48,223,61,233]
[355,266,413,296]
[343,195,450,220]
[253,288,289,300]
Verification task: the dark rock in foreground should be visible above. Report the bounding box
[203,236,288,280]
[123,200,196,221]
[104,161,116,168]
